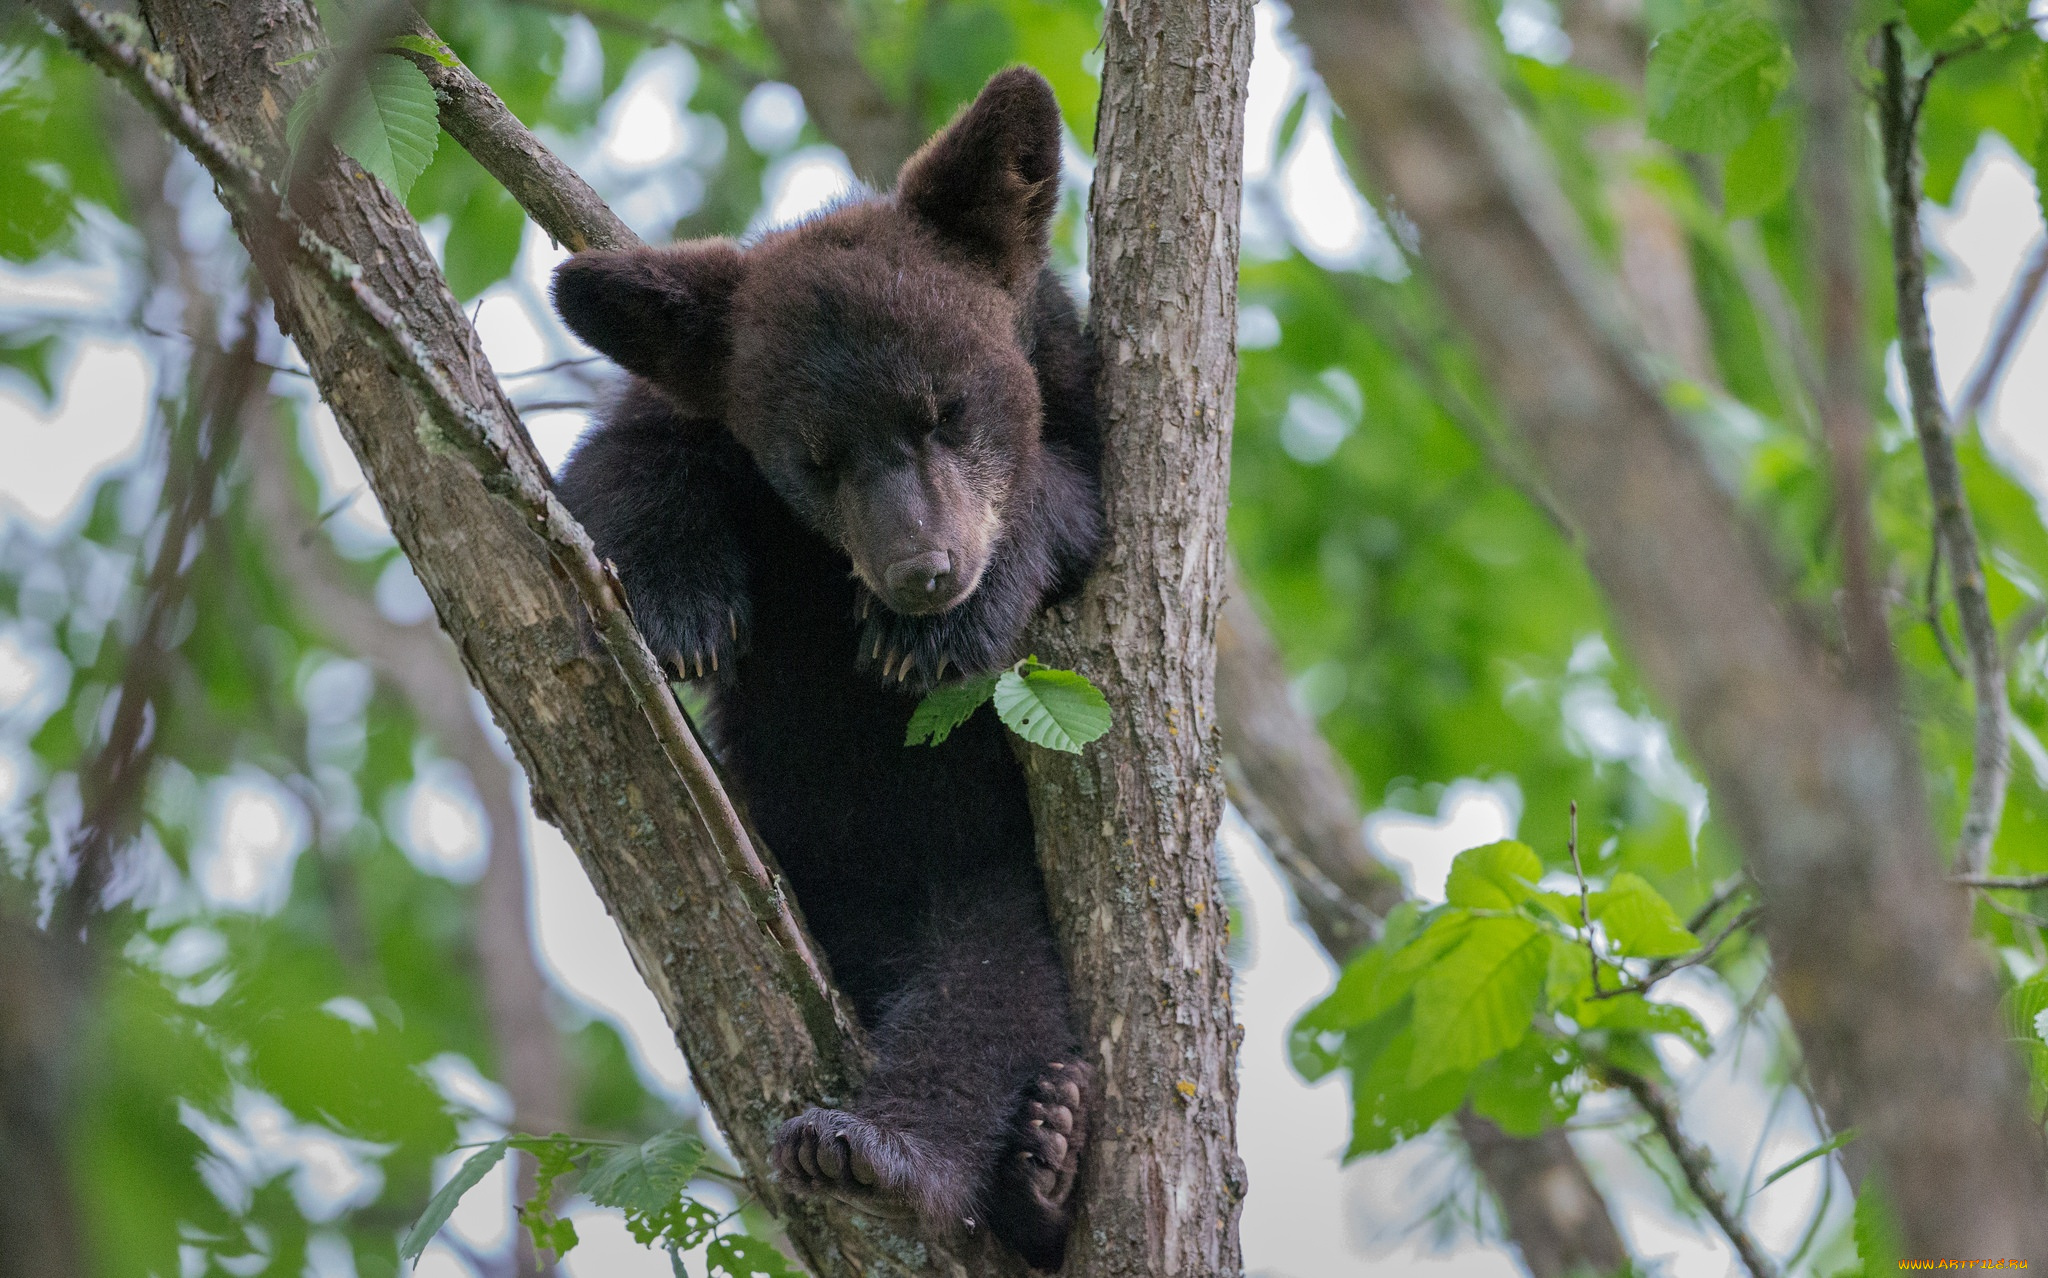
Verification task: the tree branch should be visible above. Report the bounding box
[1878,24,2010,876]
[1953,235,2048,426]
[1285,0,2048,1255]
[1599,1061,1779,1278]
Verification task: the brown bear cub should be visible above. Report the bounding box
[550,68,1102,1269]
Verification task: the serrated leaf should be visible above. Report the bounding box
[1723,108,1800,218]
[706,1233,803,1277]
[1575,992,1713,1055]
[1444,840,1543,910]
[2002,976,2048,1041]
[401,1138,509,1260]
[288,55,440,200]
[993,666,1110,753]
[1590,872,1699,958]
[581,1130,706,1213]
[906,673,999,746]
[1646,3,1792,152]
[1409,916,1550,1084]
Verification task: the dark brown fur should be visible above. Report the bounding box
[550,69,1102,1268]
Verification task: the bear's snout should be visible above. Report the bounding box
[884,550,954,609]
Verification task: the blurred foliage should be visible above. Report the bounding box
[2,0,2047,1271]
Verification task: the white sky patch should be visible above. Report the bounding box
[157,924,228,979]
[392,757,488,883]
[600,48,698,171]
[526,812,694,1102]
[182,1087,389,1224]
[474,290,548,376]
[0,338,152,530]
[1498,0,1573,63]
[194,770,309,914]
[424,1052,515,1123]
[1924,137,2048,500]
[374,557,437,627]
[296,402,395,556]
[760,145,858,231]
[1277,102,1401,275]
[741,81,807,155]
[0,624,70,728]
[1242,3,1302,183]
[1365,779,1523,903]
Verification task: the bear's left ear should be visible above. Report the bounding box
[896,67,1062,290]
[551,241,745,408]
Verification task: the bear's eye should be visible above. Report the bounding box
[932,398,970,445]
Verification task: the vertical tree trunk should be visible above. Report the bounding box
[1019,2,1254,1271]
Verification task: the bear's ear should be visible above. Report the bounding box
[896,67,1062,290]
[551,241,746,406]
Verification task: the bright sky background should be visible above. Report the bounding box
[3,3,2046,1275]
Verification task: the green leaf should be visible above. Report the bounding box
[1905,0,1974,45]
[1408,917,1551,1084]
[1646,3,1793,152]
[1444,839,1543,910]
[1467,1034,1584,1136]
[0,333,60,407]
[1854,1176,1903,1274]
[1723,108,1800,218]
[906,673,1000,746]
[706,1233,803,1277]
[1756,1127,1858,1194]
[444,179,526,300]
[524,1140,582,1260]
[993,665,1111,753]
[1575,992,1713,1055]
[1545,936,1594,1009]
[288,55,441,200]
[1590,872,1699,958]
[1273,89,1310,159]
[581,1130,706,1213]
[401,1138,509,1260]
[1342,1021,1472,1157]
[388,32,460,67]
[2002,976,2048,1041]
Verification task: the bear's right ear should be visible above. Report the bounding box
[551,241,745,406]
[896,67,1062,290]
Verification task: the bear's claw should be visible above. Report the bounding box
[988,1060,1091,1270]
[771,1109,946,1222]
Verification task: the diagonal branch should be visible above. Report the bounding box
[1285,0,2048,1257]
[1877,24,2010,876]
[1953,235,2048,426]
[752,0,920,185]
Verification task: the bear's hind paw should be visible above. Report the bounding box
[771,1108,967,1225]
[988,1060,1091,1270]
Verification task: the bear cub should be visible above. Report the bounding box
[551,69,1102,1269]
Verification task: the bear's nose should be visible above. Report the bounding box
[884,550,953,600]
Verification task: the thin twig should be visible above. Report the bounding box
[1954,236,2048,425]
[1879,24,2011,876]
[1567,801,1604,996]
[1682,875,1752,936]
[1602,1060,1780,1278]
[37,0,852,1048]
[1955,873,2048,891]
[1924,533,1965,678]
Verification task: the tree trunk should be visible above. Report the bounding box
[1013,2,1254,1271]
[1286,0,2048,1255]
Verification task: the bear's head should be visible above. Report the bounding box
[551,68,1065,618]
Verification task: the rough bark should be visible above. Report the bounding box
[1009,3,1253,1272]
[94,1,960,1270]
[1218,589,1633,1278]
[1286,0,2048,1256]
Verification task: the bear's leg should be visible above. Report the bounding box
[772,874,1086,1263]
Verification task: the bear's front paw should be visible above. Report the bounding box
[853,587,1019,693]
[988,1060,1092,1271]
[637,590,749,684]
[771,1108,969,1225]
